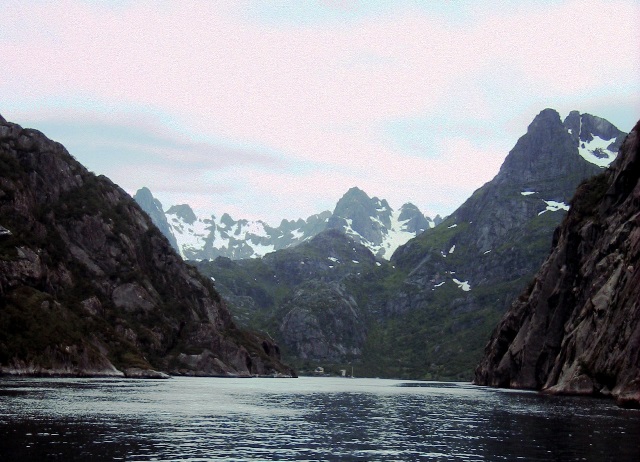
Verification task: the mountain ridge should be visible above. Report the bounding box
[370,109,624,379]
[136,186,441,261]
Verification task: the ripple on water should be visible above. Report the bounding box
[0,377,639,461]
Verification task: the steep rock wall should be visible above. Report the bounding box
[0,115,293,377]
[474,120,640,407]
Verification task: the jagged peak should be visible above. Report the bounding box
[133,187,156,204]
[338,186,372,205]
[399,202,420,212]
[219,212,236,227]
[528,108,562,130]
[166,204,197,225]
[563,110,625,143]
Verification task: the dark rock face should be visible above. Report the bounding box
[279,280,366,362]
[166,204,198,225]
[474,120,640,407]
[564,110,626,147]
[398,203,432,234]
[494,109,600,199]
[328,187,391,243]
[0,115,293,378]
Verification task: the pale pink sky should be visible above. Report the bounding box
[2,0,639,224]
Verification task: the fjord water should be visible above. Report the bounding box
[1,377,638,461]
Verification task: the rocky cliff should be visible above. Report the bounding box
[0,114,293,378]
[474,119,640,408]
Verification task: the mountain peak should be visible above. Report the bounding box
[166,204,197,225]
[134,187,178,249]
[527,108,562,132]
[563,111,626,168]
[474,119,640,405]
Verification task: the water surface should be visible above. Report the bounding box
[1,377,638,461]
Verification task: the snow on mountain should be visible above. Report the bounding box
[564,110,626,168]
[327,187,437,259]
[162,206,316,260]
[136,187,436,261]
[538,199,570,215]
[166,206,211,256]
[577,135,619,167]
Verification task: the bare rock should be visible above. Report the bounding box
[475,120,640,407]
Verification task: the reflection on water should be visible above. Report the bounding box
[0,377,639,461]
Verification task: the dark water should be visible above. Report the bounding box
[0,377,638,461]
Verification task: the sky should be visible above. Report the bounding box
[1,0,639,226]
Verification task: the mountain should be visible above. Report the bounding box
[368,109,626,379]
[135,187,438,261]
[132,187,178,250]
[194,228,390,371]
[474,119,640,408]
[195,109,626,379]
[0,114,293,378]
[164,204,332,260]
[327,187,438,258]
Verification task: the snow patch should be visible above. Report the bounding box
[448,224,457,229]
[449,245,456,254]
[248,242,276,258]
[578,135,618,168]
[538,200,570,215]
[520,191,537,196]
[452,278,471,291]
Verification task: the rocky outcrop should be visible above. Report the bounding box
[474,119,640,407]
[279,280,366,362]
[0,115,294,378]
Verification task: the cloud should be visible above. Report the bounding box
[1,0,638,224]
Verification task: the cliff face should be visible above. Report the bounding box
[474,120,640,407]
[0,115,293,377]
[194,228,381,368]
